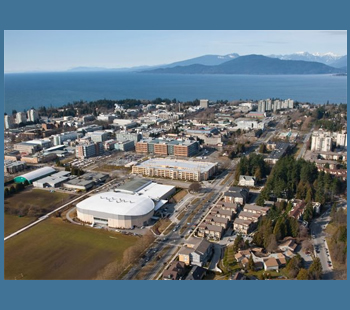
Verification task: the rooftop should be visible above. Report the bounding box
[76,192,155,216]
[134,158,217,173]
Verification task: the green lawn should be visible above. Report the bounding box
[4,218,138,280]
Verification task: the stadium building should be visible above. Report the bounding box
[76,192,155,229]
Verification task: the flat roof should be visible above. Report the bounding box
[34,174,70,185]
[77,192,154,216]
[135,158,217,173]
[137,182,175,201]
[116,178,152,193]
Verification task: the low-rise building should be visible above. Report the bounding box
[178,237,213,267]
[238,175,256,187]
[197,223,223,240]
[233,218,256,235]
[162,261,186,280]
[185,266,207,280]
[263,257,279,271]
[132,158,217,181]
[243,204,270,216]
[223,186,249,205]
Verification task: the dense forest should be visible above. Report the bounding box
[256,156,346,206]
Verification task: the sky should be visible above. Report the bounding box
[4,30,347,73]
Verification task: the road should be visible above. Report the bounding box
[309,207,334,279]
[4,178,120,241]
[297,126,314,160]
[151,162,238,280]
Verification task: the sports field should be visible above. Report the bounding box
[4,218,138,280]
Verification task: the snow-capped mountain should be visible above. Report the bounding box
[268,52,344,65]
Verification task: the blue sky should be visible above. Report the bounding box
[4,30,347,73]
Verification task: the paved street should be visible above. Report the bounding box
[310,207,334,279]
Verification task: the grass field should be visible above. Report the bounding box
[4,214,37,237]
[172,189,188,203]
[4,218,138,280]
[5,188,72,210]
[4,189,74,235]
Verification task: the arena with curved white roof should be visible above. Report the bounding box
[76,192,155,229]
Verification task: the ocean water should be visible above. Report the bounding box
[4,72,347,114]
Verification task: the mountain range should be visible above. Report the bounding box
[68,52,347,75]
[143,55,346,75]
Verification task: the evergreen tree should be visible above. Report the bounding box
[308,258,323,280]
[297,268,309,280]
[248,254,255,271]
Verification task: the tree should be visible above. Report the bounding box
[297,268,309,280]
[247,254,255,271]
[258,143,267,154]
[308,258,322,280]
[273,218,287,241]
[266,234,278,253]
[9,185,16,195]
[189,182,202,193]
[286,254,303,278]
[233,234,244,253]
[303,203,314,222]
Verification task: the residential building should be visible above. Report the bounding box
[223,187,249,205]
[200,99,209,109]
[16,112,27,124]
[132,158,217,181]
[233,218,256,235]
[185,266,207,280]
[197,223,223,239]
[135,138,199,157]
[263,257,279,271]
[243,204,270,216]
[178,237,213,267]
[27,109,39,122]
[264,142,292,164]
[162,261,186,280]
[4,115,14,129]
[311,130,333,152]
[238,175,256,187]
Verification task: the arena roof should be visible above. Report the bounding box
[14,166,56,183]
[76,192,155,216]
